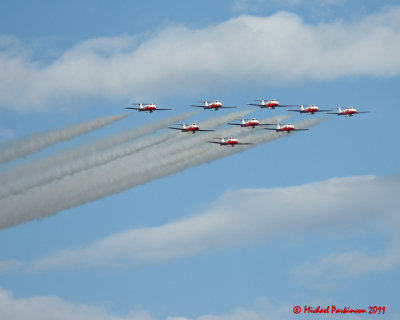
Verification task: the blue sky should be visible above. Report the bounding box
[0,1,399,319]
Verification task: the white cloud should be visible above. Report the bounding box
[0,289,294,320]
[0,260,22,275]
[1,7,400,111]
[295,233,400,278]
[0,287,378,320]
[28,174,400,273]
[0,288,155,320]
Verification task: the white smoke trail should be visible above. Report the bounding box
[0,110,251,199]
[0,114,129,165]
[0,133,174,199]
[0,116,322,230]
[0,112,196,181]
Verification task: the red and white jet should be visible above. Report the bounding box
[190,100,236,111]
[287,104,330,115]
[326,107,370,117]
[265,123,309,133]
[208,137,252,147]
[247,99,295,109]
[168,123,215,134]
[125,103,172,113]
[227,118,273,128]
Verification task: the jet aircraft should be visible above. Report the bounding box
[287,104,330,114]
[190,100,236,111]
[168,123,215,133]
[264,123,309,133]
[247,99,296,109]
[125,103,172,113]
[326,107,370,117]
[208,137,252,147]
[227,118,273,128]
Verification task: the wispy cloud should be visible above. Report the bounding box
[0,288,294,320]
[0,260,23,275]
[1,7,400,110]
[295,233,400,278]
[27,174,399,272]
[0,288,155,320]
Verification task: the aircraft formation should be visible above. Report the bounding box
[124,99,370,146]
[0,98,370,229]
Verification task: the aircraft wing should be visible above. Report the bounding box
[237,142,253,145]
[208,141,222,144]
[191,105,236,109]
[247,103,263,107]
[169,127,214,132]
[247,103,290,108]
[263,128,309,131]
[286,109,327,112]
[125,107,140,110]
[247,103,284,107]
[287,109,331,113]
[154,108,172,111]
[227,123,242,126]
[325,112,342,115]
